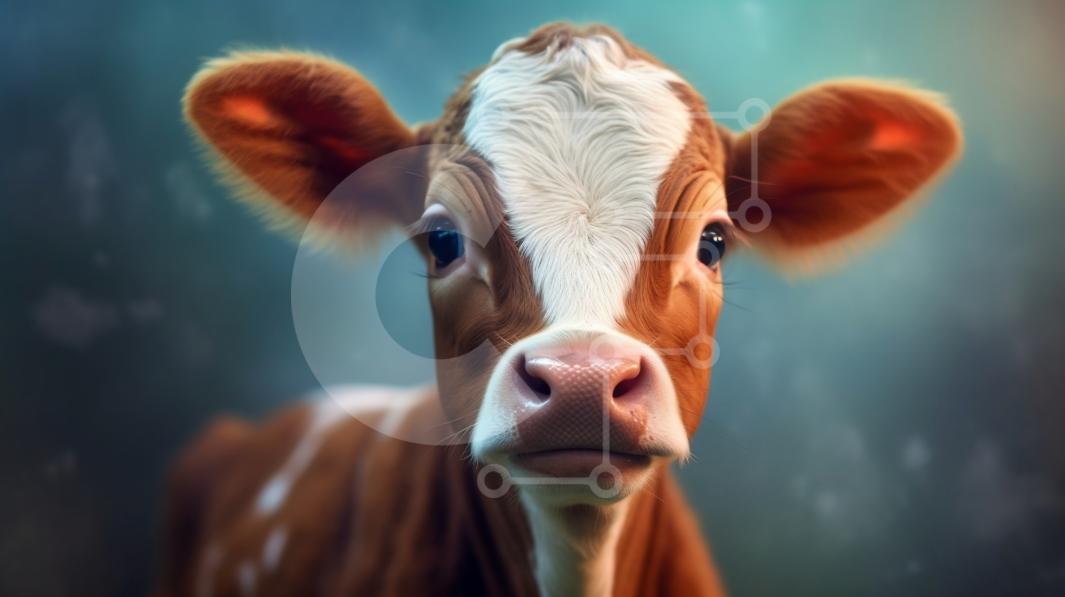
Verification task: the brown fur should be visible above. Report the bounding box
[159,393,724,596]
[423,151,545,438]
[621,81,727,434]
[506,23,660,66]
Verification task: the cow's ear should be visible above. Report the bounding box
[184,51,427,240]
[723,79,961,272]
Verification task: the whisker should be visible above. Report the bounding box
[425,413,475,431]
[675,404,704,417]
[702,280,751,312]
[639,483,666,505]
[492,333,515,348]
[441,422,477,445]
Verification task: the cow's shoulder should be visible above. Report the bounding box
[158,413,257,596]
[158,384,442,597]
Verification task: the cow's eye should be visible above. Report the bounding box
[698,222,726,268]
[427,220,465,269]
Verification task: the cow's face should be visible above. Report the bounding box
[185,24,959,505]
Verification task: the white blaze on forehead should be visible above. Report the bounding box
[464,35,691,325]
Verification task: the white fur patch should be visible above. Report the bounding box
[465,34,691,325]
[261,526,288,572]
[254,385,423,516]
[237,559,256,597]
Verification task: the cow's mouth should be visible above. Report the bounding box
[511,448,653,478]
[478,420,679,483]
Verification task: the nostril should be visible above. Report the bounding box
[516,354,551,398]
[611,357,646,400]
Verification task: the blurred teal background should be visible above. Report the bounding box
[2,0,1064,595]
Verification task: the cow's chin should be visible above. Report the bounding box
[487,451,667,508]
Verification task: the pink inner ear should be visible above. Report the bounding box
[221,96,282,128]
[869,120,919,150]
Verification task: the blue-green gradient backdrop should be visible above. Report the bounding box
[2,0,1063,595]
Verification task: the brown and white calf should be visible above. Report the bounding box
[159,23,960,597]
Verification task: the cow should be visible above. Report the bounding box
[159,22,961,597]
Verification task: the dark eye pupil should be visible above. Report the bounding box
[427,226,464,269]
[698,222,726,267]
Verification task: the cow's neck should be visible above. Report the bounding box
[521,497,631,597]
[427,442,722,596]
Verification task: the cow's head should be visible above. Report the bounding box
[185,24,959,507]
